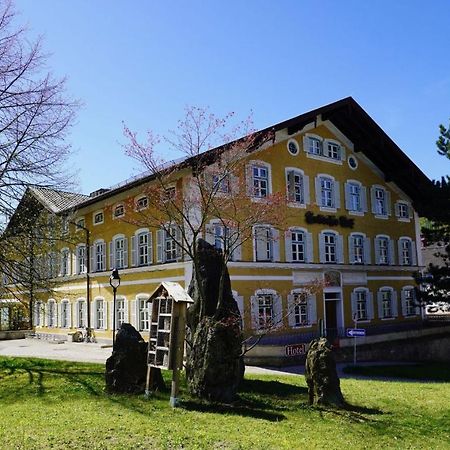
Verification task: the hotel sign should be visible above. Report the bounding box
[285,343,308,357]
[425,302,450,321]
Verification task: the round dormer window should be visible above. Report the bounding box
[287,139,300,156]
[348,155,358,170]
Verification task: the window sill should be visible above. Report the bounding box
[381,317,396,321]
[291,324,313,329]
[250,196,270,203]
[287,202,307,209]
[319,206,337,213]
[349,210,365,216]
[398,218,411,223]
[374,214,389,220]
[306,153,343,165]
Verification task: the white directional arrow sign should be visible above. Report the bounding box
[346,328,366,337]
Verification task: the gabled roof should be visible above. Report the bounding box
[270,97,432,208]
[72,97,432,213]
[28,186,89,214]
[149,281,194,303]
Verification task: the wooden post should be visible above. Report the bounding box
[169,304,187,408]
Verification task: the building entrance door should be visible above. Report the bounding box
[324,291,341,341]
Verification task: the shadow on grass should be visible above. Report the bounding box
[240,378,308,397]
[180,399,286,422]
[0,357,104,403]
[298,401,384,424]
[179,378,310,421]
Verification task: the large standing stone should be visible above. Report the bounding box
[304,338,345,407]
[186,239,244,403]
[105,323,151,394]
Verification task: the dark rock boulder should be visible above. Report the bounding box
[105,323,149,394]
[186,239,244,403]
[304,338,345,407]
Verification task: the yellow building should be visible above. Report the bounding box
[0,97,432,348]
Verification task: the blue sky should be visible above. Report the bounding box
[16,0,450,194]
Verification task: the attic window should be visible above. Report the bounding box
[348,156,358,170]
[114,204,124,218]
[287,139,299,156]
[93,211,104,225]
[136,196,148,210]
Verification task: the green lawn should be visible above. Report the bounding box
[343,363,450,382]
[0,357,449,449]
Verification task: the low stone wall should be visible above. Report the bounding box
[0,330,27,340]
[244,325,450,367]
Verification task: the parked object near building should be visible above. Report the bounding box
[0,97,433,361]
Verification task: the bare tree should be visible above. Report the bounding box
[0,0,78,327]
[123,107,286,310]
[0,0,78,223]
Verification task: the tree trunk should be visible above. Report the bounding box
[186,239,244,403]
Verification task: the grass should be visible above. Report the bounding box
[0,357,449,449]
[343,362,450,382]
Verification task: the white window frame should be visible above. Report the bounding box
[248,160,272,200]
[291,229,306,263]
[253,225,279,262]
[251,288,282,331]
[316,174,340,212]
[112,234,127,269]
[115,297,127,329]
[348,232,369,265]
[371,185,391,218]
[398,237,415,266]
[76,299,86,328]
[137,231,150,266]
[60,248,70,276]
[113,203,125,219]
[93,240,106,272]
[304,134,344,164]
[47,299,57,328]
[136,195,148,211]
[395,201,412,222]
[60,300,70,328]
[137,296,150,332]
[95,298,105,330]
[377,287,397,320]
[35,301,42,327]
[287,138,300,156]
[345,180,367,215]
[350,288,373,322]
[76,244,87,274]
[401,286,419,317]
[375,235,393,265]
[319,230,343,264]
[93,210,104,225]
[286,167,309,207]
